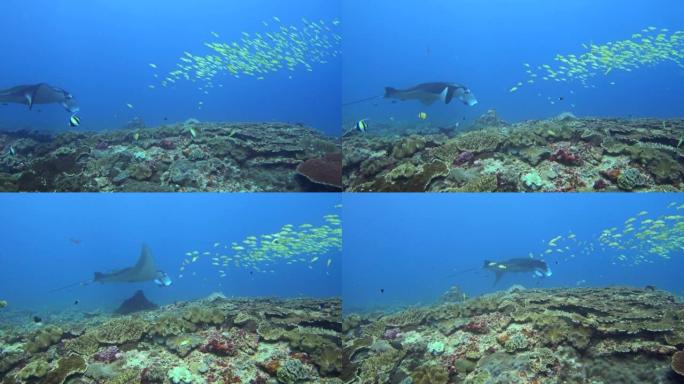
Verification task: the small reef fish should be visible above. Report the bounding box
[126,103,134,109]
[69,114,81,127]
[418,112,427,120]
[149,63,157,69]
[355,119,368,133]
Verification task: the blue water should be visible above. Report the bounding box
[342,193,684,313]
[0,0,341,135]
[342,0,684,130]
[0,193,341,312]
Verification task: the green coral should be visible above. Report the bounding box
[94,317,147,344]
[521,171,543,191]
[43,355,87,384]
[168,366,200,384]
[503,332,529,352]
[17,359,50,380]
[276,359,314,384]
[427,340,445,355]
[391,135,426,159]
[151,314,197,337]
[64,332,99,355]
[0,300,7,308]
[411,363,449,384]
[182,305,225,325]
[26,325,63,353]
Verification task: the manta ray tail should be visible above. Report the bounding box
[48,278,93,293]
[342,95,382,107]
[384,87,398,98]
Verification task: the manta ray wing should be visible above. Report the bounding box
[0,85,37,106]
[94,245,158,283]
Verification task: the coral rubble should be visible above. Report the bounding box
[0,121,339,192]
[0,296,341,383]
[343,116,684,192]
[343,286,684,383]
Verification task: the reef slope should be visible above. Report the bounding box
[0,121,340,192]
[343,286,684,383]
[343,115,684,192]
[0,296,342,384]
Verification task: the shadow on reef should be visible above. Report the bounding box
[0,120,341,192]
[342,286,684,384]
[0,295,342,383]
[343,110,684,192]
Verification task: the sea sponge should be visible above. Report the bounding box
[43,355,87,384]
[26,325,63,353]
[411,363,449,384]
[94,317,147,344]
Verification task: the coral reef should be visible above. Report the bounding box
[343,116,684,191]
[343,286,684,383]
[0,296,341,383]
[295,152,343,191]
[0,121,339,192]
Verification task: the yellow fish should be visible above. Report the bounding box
[418,112,427,120]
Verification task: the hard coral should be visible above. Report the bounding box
[159,138,176,150]
[43,355,87,384]
[94,346,121,363]
[94,317,147,344]
[452,151,474,166]
[411,363,449,384]
[200,329,239,356]
[549,147,582,165]
[296,152,342,190]
[673,351,684,377]
[25,325,63,353]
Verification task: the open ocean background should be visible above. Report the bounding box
[342,0,684,131]
[0,194,341,313]
[0,0,341,135]
[342,193,684,313]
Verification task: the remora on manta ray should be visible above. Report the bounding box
[49,245,172,293]
[0,83,79,113]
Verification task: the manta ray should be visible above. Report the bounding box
[49,245,170,292]
[0,83,79,113]
[484,258,552,285]
[384,82,478,106]
[94,244,159,283]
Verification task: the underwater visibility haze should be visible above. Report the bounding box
[342,0,684,193]
[0,193,341,311]
[0,0,343,192]
[342,193,684,383]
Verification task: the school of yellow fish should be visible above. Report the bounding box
[534,202,684,268]
[178,210,341,279]
[149,17,341,93]
[510,27,684,92]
